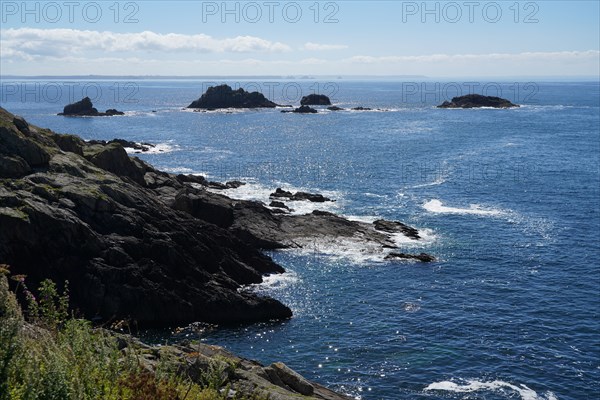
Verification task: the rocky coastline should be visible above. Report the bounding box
[1,106,435,398]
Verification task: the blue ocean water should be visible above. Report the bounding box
[1,79,599,400]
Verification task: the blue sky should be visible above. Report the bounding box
[1,0,598,76]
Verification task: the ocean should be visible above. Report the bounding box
[1,79,598,400]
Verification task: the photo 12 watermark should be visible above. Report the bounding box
[200,1,340,23]
[1,1,140,23]
[400,81,539,105]
[400,1,540,23]
[0,81,140,104]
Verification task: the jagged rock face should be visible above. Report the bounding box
[0,107,291,327]
[300,94,332,106]
[188,85,278,109]
[438,94,519,108]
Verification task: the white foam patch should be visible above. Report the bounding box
[425,379,558,400]
[124,141,179,155]
[423,199,506,217]
[288,226,438,264]
[249,271,299,294]
[410,176,447,189]
[214,181,343,216]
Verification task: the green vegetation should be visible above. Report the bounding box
[0,267,268,400]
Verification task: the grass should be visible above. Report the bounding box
[0,267,270,400]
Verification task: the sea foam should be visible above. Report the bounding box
[425,379,558,400]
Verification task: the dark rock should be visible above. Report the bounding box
[176,174,208,186]
[352,107,372,111]
[385,252,436,262]
[226,180,246,189]
[300,94,331,106]
[0,155,31,178]
[269,188,331,202]
[0,125,51,167]
[173,188,234,228]
[269,201,290,211]
[266,362,314,396]
[292,105,318,114]
[208,181,228,190]
[437,94,519,108]
[270,188,294,199]
[105,108,125,116]
[373,219,421,240]
[292,192,331,202]
[12,116,30,134]
[188,85,278,109]
[84,142,146,186]
[327,106,344,111]
[53,134,85,156]
[58,97,125,116]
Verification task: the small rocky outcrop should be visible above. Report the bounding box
[327,106,344,111]
[300,94,331,106]
[374,219,421,240]
[188,85,278,109]
[385,252,436,262]
[58,97,125,116]
[87,139,155,153]
[281,105,318,114]
[270,188,332,202]
[351,107,373,111]
[438,94,519,109]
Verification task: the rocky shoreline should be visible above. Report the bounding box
[1,107,433,328]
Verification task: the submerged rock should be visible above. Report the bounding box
[327,106,344,111]
[58,97,125,116]
[188,85,278,109]
[300,94,331,106]
[438,94,519,108]
[385,252,436,262]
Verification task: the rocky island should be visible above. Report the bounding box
[188,84,279,109]
[300,94,332,106]
[58,97,125,116]
[437,94,519,108]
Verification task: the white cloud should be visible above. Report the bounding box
[303,42,348,51]
[0,28,291,60]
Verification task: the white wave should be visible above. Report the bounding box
[425,379,558,400]
[124,141,179,155]
[123,110,161,117]
[249,270,299,293]
[213,181,343,216]
[161,166,193,174]
[287,226,437,264]
[423,199,506,217]
[410,176,447,189]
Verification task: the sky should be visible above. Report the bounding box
[0,0,599,77]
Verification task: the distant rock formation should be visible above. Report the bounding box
[281,105,318,114]
[438,94,519,109]
[300,94,331,106]
[187,85,278,109]
[327,106,344,111]
[58,97,125,116]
